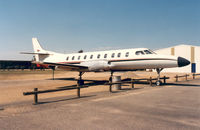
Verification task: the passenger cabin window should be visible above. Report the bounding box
[78,56,81,60]
[144,50,153,54]
[135,51,145,55]
[104,54,107,58]
[84,55,87,59]
[90,55,93,59]
[117,53,121,57]
[125,52,129,57]
[97,54,100,59]
[66,56,69,61]
[111,53,115,58]
[72,56,75,60]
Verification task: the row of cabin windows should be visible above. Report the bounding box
[66,52,129,61]
[66,50,154,61]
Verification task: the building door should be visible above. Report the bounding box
[191,63,196,73]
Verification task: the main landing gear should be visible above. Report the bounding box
[156,68,163,86]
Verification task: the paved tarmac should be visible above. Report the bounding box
[0,80,200,130]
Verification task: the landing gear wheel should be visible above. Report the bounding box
[156,80,162,86]
[156,68,163,86]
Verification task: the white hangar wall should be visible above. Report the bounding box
[195,46,200,73]
[155,45,200,73]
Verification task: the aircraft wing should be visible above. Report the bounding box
[43,62,88,71]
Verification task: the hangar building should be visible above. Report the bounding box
[155,44,200,73]
[0,60,44,70]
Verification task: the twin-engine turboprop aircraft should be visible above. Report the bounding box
[22,38,190,86]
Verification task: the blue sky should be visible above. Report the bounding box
[0,0,199,60]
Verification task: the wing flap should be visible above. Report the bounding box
[43,62,88,70]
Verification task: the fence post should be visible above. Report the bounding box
[34,88,38,105]
[175,75,178,82]
[52,69,54,80]
[109,76,112,92]
[109,84,112,92]
[77,81,81,98]
[193,73,195,79]
[131,79,134,88]
[149,77,152,86]
[163,76,166,84]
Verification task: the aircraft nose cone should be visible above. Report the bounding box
[178,57,190,67]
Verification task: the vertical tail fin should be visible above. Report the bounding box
[21,38,50,63]
[32,38,46,53]
[32,38,49,62]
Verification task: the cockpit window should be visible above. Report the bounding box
[144,50,152,54]
[144,49,156,54]
[135,51,145,55]
[149,49,156,54]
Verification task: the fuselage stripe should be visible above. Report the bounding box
[58,58,177,64]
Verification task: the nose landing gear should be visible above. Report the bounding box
[156,68,163,86]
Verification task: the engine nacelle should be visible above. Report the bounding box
[80,60,111,71]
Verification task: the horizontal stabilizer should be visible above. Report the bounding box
[20,52,50,55]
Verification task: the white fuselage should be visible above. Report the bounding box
[41,48,179,72]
